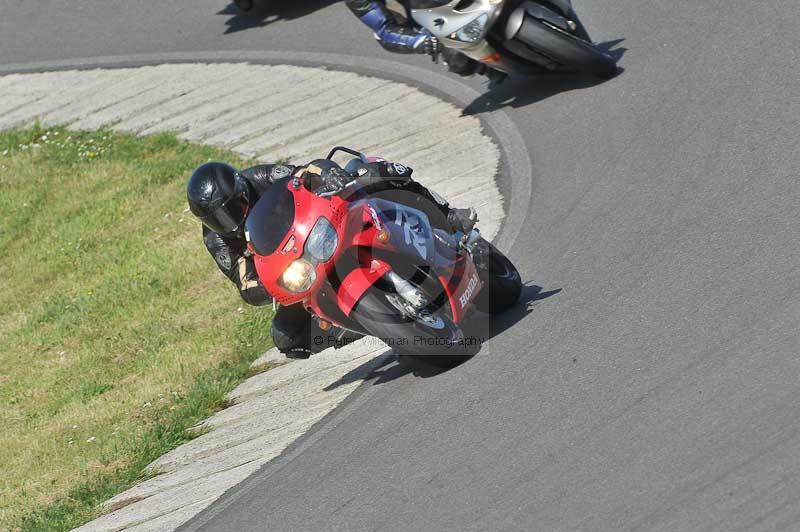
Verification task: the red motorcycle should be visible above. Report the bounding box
[246,147,522,366]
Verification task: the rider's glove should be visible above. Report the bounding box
[384,161,414,184]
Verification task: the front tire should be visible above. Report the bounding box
[351,288,474,368]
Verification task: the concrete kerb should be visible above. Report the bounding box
[0,50,533,251]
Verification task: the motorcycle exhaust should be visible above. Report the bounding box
[505,3,573,41]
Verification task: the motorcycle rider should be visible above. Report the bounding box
[345,0,485,78]
[187,157,477,359]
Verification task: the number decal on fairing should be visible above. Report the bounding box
[394,207,428,260]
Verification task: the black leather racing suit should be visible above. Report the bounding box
[345,0,481,76]
[203,159,454,358]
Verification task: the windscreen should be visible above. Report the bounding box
[245,178,295,256]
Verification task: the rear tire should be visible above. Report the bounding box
[351,288,474,368]
[473,239,522,314]
[515,15,617,78]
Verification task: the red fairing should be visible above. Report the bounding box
[250,178,397,324]
[337,259,392,315]
[439,256,483,324]
[251,181,349,308]
[248,169,485,332]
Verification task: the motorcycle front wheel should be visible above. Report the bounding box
[351,287,476,368]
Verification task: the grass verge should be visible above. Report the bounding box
[0,125,273,531]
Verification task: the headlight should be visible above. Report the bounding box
[305,217,339,263]
[451,14,488,43]
[281,259,316,293]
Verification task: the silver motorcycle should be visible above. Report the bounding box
[409,0,617,78]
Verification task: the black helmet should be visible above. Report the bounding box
[187,162,250,234]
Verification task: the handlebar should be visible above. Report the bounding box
[326,146,369,164]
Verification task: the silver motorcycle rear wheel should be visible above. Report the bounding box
[510,10,618,78]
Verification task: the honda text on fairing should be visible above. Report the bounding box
[411,0,617,78]
[245,147,522,367]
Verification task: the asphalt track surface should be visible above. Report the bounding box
[3,1,799,531]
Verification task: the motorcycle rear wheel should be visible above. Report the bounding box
[514,14,617,78]
[473,239,523,314]
[351,287,475,368]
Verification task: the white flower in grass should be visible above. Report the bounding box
[86,436,96,443]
